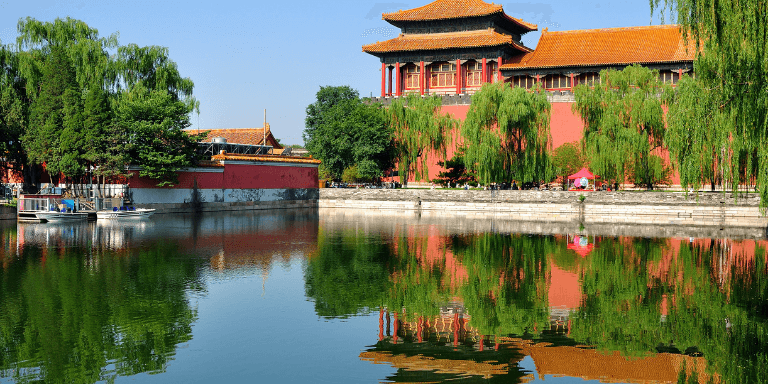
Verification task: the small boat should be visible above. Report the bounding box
[97,206,155,219]
[35,210,89,222]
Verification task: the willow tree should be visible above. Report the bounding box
[13,17,202,188]
[385,94,455,184]
[462,82,551,185]
[573,65,669,189]
[652,0,768,205]
[0,45,28,183]
[665,76,729,191]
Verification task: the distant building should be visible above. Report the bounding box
[193,123,283,150]
[363,0,695,183]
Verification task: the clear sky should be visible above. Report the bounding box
[0,0,668,145]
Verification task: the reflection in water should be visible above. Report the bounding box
[0,242,203,383]
[0,210,319,384]
[1,209,766,383]
[308,213,768,384]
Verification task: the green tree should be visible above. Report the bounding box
[573,65,669,189]
[385,94,454,184]
[114,44,194,101]
[462,82,551,185]
[23,45,84,184]
[0,45,28,184]
[15,17,118,96]
[433,149,477,187]
[551,141,588,188]
[304,86,394,180]
[665,76,726,192]
[12,17,203,189]
[653,0,768,203]
[117,85,203,187]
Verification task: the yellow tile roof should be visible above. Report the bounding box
[363,29,531,54]
[211,153,321,165]
[383,0,537,31]
[501,25,696,70]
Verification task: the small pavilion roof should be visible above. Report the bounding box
[192,125,283,149]
[383,0,537,31]
[568,168,597,180]
[363,29,532,55]
[501,24,696,71]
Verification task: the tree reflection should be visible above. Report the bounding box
[0,242,205,383]
[306,226,768,383]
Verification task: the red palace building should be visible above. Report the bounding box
[363,0,695,183]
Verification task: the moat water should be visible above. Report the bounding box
[1,209,766,384]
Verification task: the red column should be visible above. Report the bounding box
[379,308,385,341]
[536,74,541,88]
[570,73,575,91]
[479,335,484,351]
[395,62,401,97]
[419,61,425,96]
[417,316,423,343]
[388,66,393,96]
[393,312,399,343]
[425,64,430,95]
[453,313,459,347]
[481,58,487,84]
[381,62,386,98]
[497,56,502,83]
[455,59,461,95]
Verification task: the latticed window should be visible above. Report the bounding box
[576,73,600,86]
[405,65,420,89]
[465,61,483,86]
[430,62,456,87]
[659,70,680,84]
[544,74,571,89]
[513,75,536,89]
[487,62,498,82]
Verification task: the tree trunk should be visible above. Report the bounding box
[22,164,40,194]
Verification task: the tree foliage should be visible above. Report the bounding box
[304,86,394,180]
[117,86,203,187]
[652,0,768,205]
[462,82,551,185]
[0,17,202,189]
[551,141,588,187]
[573,65,670,189]
[665,76,729,191]
[433,149,477,187]
[23,45,83,181]
[385,94,455,184]
[0,46,28,178]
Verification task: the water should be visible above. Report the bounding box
[0,208,766,383]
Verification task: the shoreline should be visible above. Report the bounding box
[319,189,768,230]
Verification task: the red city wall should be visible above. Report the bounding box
[223,164,318,189]
[387,103,588,183]
[128,163,318,190]
[389,101,681,185]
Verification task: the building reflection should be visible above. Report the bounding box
[2,209,319,271]
[0,210,320,384]
[312,210,767,384]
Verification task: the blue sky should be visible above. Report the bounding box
[0,0,668,145]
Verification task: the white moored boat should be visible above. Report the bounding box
[97,207,155,219]
[35,211,89,222]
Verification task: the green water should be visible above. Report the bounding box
[0,209,766,383]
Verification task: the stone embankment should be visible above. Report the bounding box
[0,205,15,221]
[320,189,768,229]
